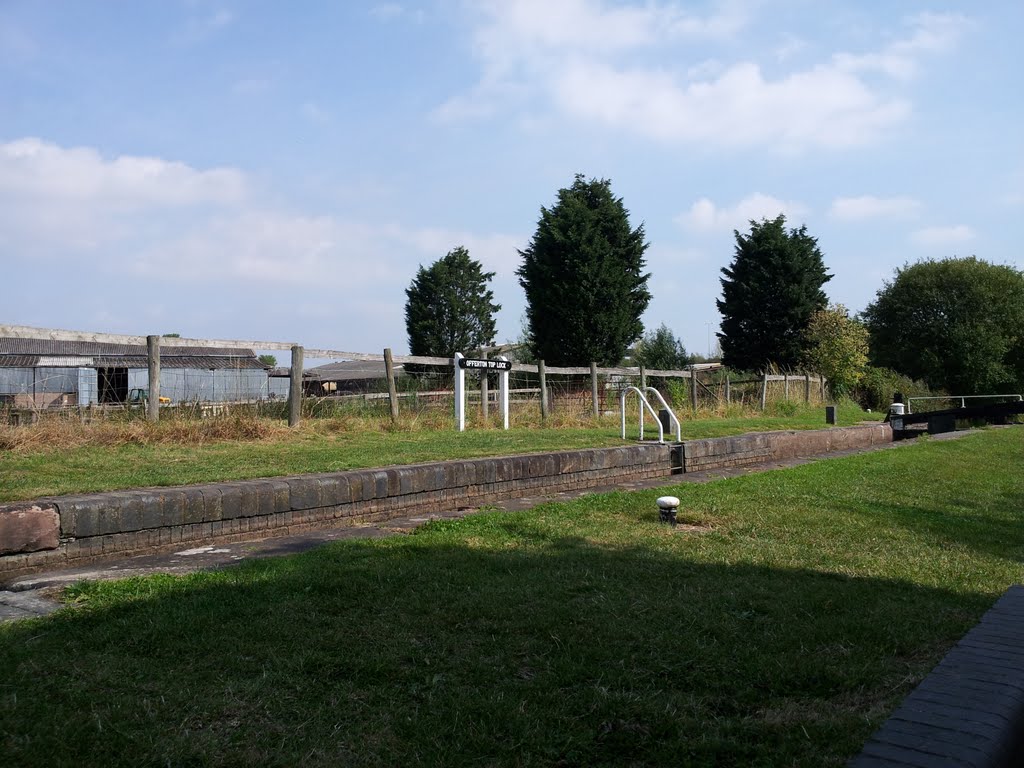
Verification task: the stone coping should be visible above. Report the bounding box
[0,424,891,577]
[850,585,1024,768]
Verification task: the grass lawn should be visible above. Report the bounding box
[0,401,873,501]
[2,427,1021,766]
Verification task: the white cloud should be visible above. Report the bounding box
[910,225,975,247]
[554,59,908,148]
[0,138,246,209]
[471,0,746,68]
[833,13,967,80]
[0,137,520,306]
[829,195,922,220]
[435,0,751,121]
[439,4,967,150]
[677,193,808,232]
[0,138,248,252]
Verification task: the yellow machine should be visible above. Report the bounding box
[127,388,171,405]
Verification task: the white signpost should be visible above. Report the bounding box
[453,352,511,431]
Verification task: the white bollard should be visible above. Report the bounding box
[656,495,680,525]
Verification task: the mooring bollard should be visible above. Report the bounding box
[656,496,680,525]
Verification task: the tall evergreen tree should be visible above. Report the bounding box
[517,175,651,366]
[404,246,500,357]
[717,215,831,371]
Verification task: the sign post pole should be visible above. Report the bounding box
[453,352,465,432]
[498,356,510,430]
[454,355,512,432]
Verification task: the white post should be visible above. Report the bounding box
[639,389,645,438]
[498,356,510,430]
[453,352,465,432]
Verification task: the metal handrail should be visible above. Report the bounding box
[619,387,664,443]
[906,394,1023,414]
[643,386,681,442]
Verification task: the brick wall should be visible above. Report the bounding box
[684,423,891,472]
[0,424,892,578]
[0,444,672,576]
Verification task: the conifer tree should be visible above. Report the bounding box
[717,215,831,371]
[517,175,651,366]
[404,246,500,358]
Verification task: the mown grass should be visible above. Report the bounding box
[0,400,872,502]
[2,427,1021,767]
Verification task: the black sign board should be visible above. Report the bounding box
[458,358,512,371]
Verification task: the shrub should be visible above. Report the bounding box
[853,366,937,411]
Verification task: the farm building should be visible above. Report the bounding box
[0,337,273,408]
[302,360,408,396]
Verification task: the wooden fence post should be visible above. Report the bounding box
[784,373,790,400]
[725,375,731,405]
[639,365,646,391]
[690,366,698,411]
[288,345,304,427]
[146,335,160,423]
[590,361,599,418]
[760,370,768,411]
[384,347,399,424]
[538,360,548,422]
[804,372,811,403]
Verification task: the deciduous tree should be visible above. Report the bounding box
[633,324,690,370]
[863,257,1024,394]
[803,304,868,396]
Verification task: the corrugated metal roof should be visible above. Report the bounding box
[0,355,38,367]
[0,337,257,357]
[0,354,268,370]
[306,360,406,380]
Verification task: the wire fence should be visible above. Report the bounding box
[0,324,828,427]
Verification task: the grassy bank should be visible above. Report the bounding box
[0,401,872,501]
[2,427,1021,766]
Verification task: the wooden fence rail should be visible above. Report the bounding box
[1,324,826,425]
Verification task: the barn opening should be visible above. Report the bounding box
[98,367,128,403]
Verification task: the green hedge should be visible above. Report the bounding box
[853,366,938,411]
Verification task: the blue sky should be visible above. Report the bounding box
[2,0,1021,358]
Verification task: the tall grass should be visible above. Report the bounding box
[0,389,858,455]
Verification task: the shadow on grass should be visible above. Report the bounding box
[0,529,996,768]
